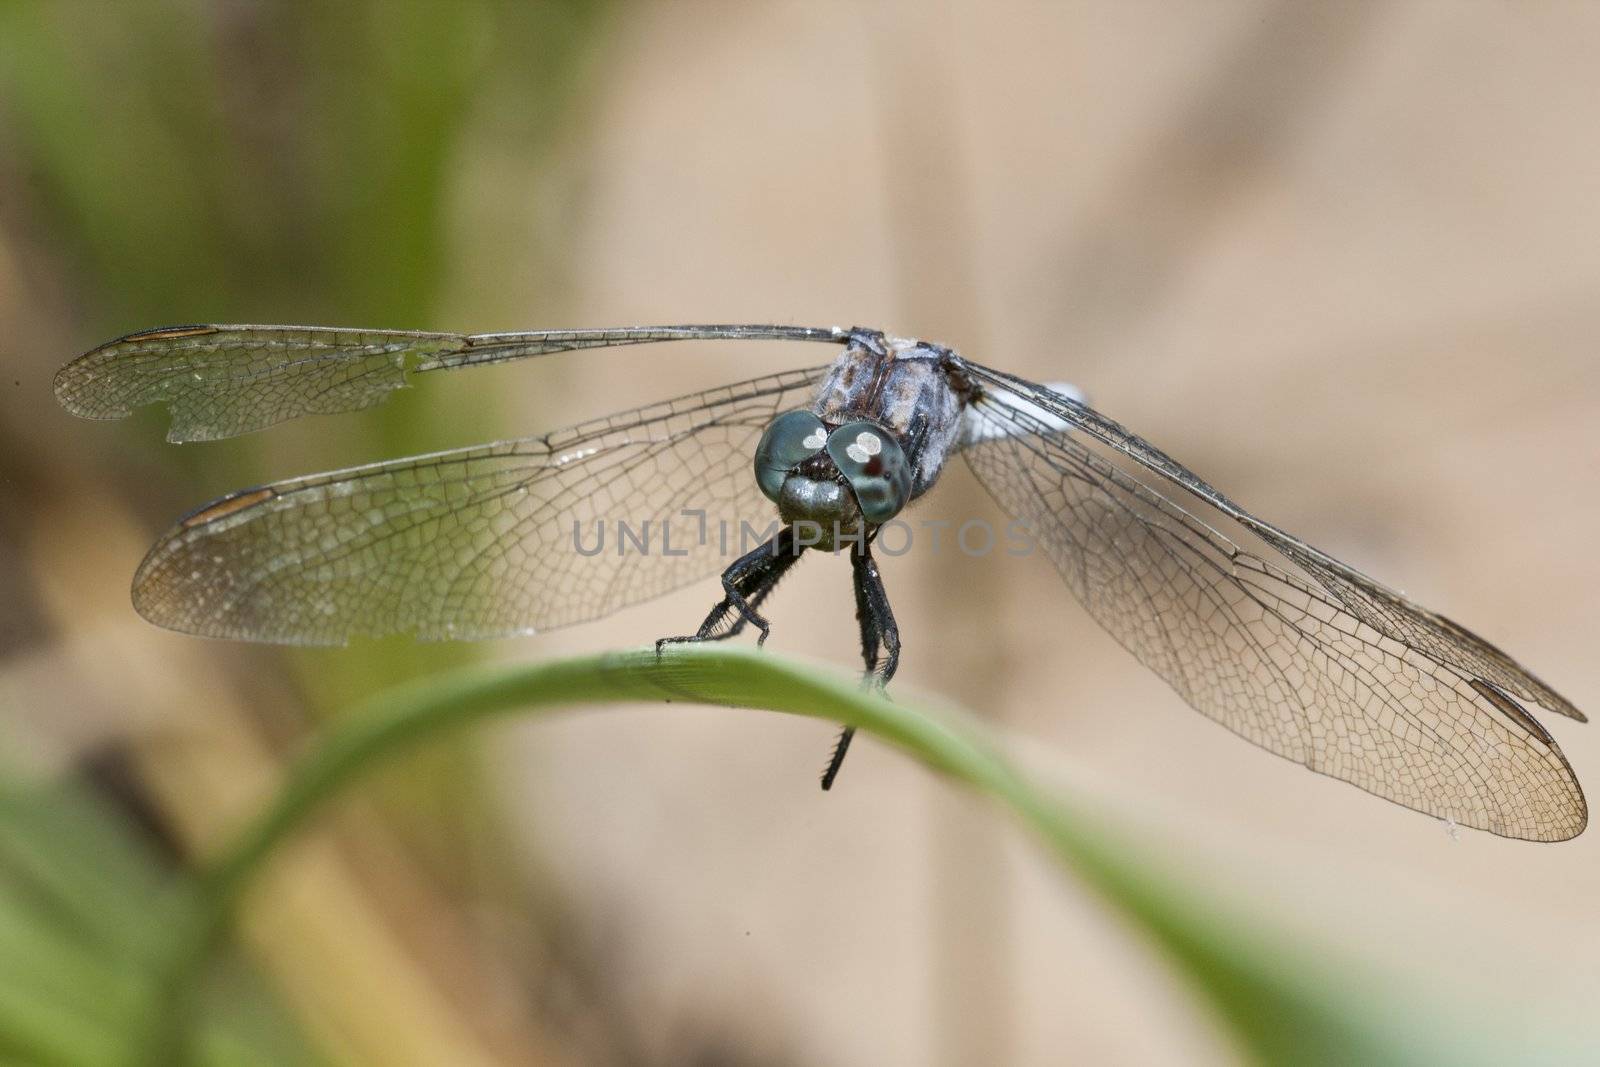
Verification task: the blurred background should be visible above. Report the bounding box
[3,1,1600,1064]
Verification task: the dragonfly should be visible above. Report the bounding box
[54,323,1586,840]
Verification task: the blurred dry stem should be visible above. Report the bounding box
[869,4,1016,1065]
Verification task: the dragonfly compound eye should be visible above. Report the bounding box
[754,409,828,502]
[826,421,911,524]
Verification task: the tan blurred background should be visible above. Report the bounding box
[3,2,1600,1064]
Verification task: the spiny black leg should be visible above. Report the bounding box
[853,541,900,687]
[853,547,882,676]
[713,534,803,643]
[819,548,881,788]
[656,526,804,654]
[820,540,900,790]
[820,727,856,792]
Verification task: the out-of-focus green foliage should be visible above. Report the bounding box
[0,0,609,655]
[0,3,612,1063]
[0,1,605,323]
[0,776,322,1066]
[0,0,614,914]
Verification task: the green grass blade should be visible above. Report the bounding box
[153,646,1581,1066]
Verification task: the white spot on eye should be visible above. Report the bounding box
[802,429,826,450]
[846,430,882,463]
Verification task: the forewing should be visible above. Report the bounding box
[957,366,1585,841]
[55,323,842,442]
[132,367,825,644]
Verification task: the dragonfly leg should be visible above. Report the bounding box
[656,526,805,654]
[820,540,900,790]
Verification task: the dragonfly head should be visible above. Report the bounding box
[754,410,912,539]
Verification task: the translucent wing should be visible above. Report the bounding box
[131,366,826,644]
[55,323,843,442]
[956,361,1585,841]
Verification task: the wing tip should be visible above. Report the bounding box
[52,356,126,420]
[1544,691,1587,723]
[56,325,222,421]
